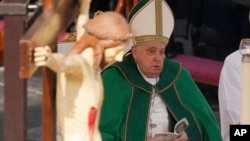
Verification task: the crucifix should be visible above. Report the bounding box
[19,0,132,141]
[18,0,92,141]
[19,0,91,79]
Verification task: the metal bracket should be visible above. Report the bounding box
[0,1,41,16]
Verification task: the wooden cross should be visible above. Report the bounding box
[19,0,79,79]
[18,1,87,141]
[115,0,139,18]
[17,0,135,141]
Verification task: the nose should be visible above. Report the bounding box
[154,52,164,61]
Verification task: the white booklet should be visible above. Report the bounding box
[152,118,189,141]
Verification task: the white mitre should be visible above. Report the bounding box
[124,0,175,53]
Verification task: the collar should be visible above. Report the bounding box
[109,54,182,93]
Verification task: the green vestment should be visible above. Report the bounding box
[99,54,222,141]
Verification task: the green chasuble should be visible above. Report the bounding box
[99,54,222,141]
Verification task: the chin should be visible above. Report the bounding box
[147,73,161,78]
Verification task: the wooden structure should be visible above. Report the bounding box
[0,0,74,141]
[0,20,3,66]
[1,0,29,141]
[0,0,137,141]
[115,0,139,18]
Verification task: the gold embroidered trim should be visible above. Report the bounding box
[155,0,162,35]
[134,35,169,45]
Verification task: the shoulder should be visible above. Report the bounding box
[101,61,128,84]
[223,50,241,70]
[163,59,191,78]
[101,63,120,78]
[220,50,241,81]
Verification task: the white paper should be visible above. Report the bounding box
[152,118,189,141]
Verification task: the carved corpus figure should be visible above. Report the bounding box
[33,12,132,141]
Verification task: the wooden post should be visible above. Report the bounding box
[114,0,139,18]
[3,0,27,141]
[42,64,57,141]
[2,0,76,141]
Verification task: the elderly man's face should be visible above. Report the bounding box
[132,43,166,78]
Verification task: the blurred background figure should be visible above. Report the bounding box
[218,50,241,141]
[165,0,250,61]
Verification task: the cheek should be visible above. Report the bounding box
[145,57,154,64]
[141,59,154,69]
[135,56,148,68]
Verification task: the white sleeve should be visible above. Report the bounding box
[218,51,241,141]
